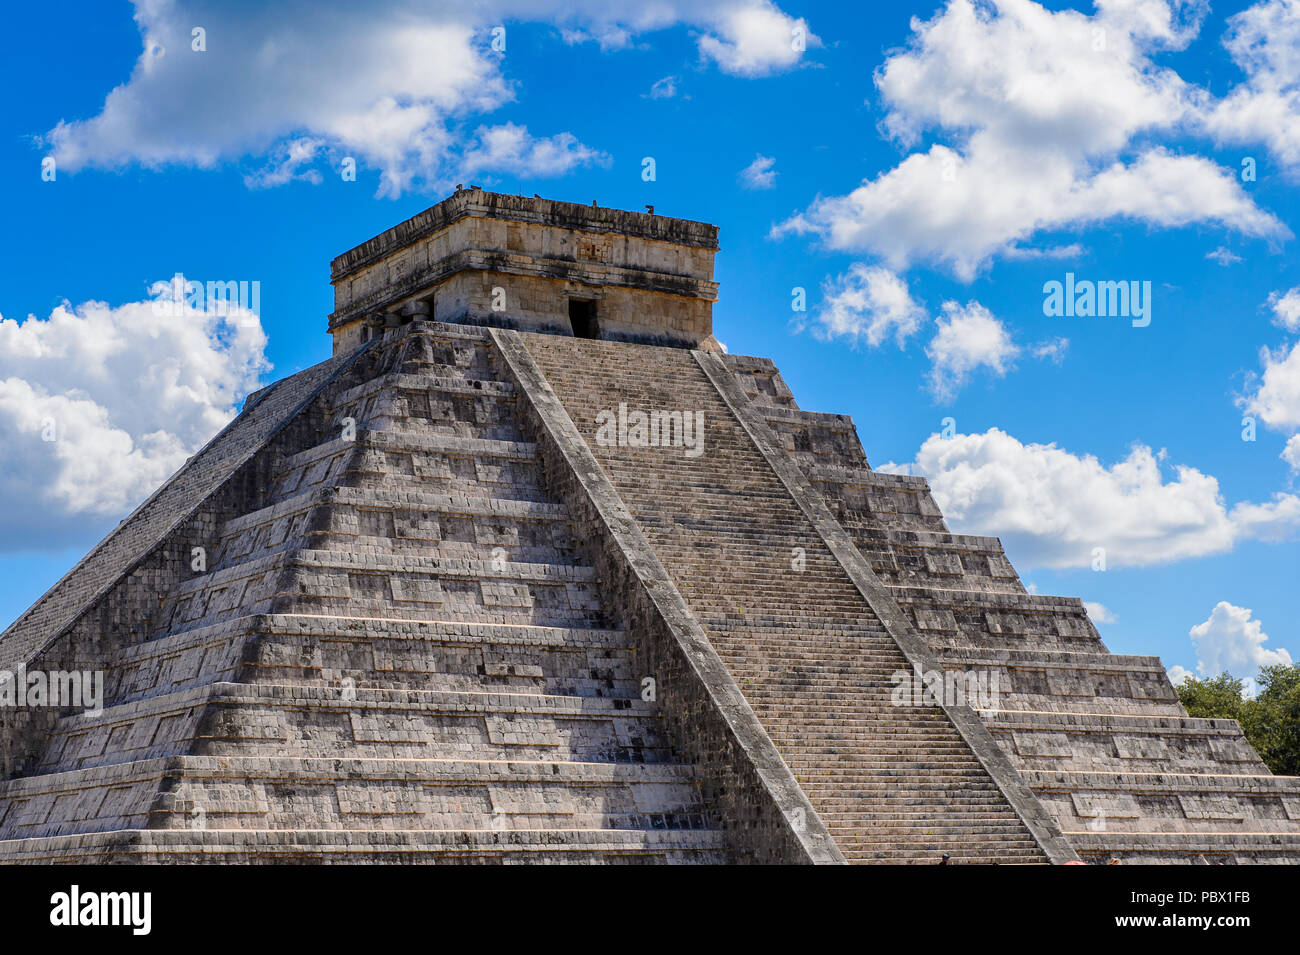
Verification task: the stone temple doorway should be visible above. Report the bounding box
[568,298,600,339]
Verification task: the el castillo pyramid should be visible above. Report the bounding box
[2,189,1298,864]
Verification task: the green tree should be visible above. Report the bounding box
[1175,666,1300,776]
[1176,672,1247,722]
[1247,665,1300,777]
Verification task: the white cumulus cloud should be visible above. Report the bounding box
[811,281,1063,400]
[646,75,680,99]
[1268,286,1300,332]
[738,154,777,190]
[1206,246,1243,266]
[925,301,1020,401]
[1283,434,1300,473]
[1202,0,1300,175]
[1242,340,1300,432]
[458,123,610,179]
[42,1,811,197]
[1032,337,1070,363]
[772,0,1286,279]
[812,265,926,347]
[0,286,269,552]
[1189,601,1292,680]
[697,4,817,76]
[1083,600,1117,624]
[880,428,1300,569]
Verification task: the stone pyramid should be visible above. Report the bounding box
[1,189,1297,864]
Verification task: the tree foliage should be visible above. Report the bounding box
[1176,664,1300,776]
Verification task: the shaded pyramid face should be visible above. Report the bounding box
[1,317,1298,864]
[0,324,729,863]
[710,356,1300,864]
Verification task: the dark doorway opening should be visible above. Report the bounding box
[568,299,600,339]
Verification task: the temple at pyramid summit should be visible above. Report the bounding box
[3,188,1299,864]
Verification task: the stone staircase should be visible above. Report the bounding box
[522,334,1050,864]
[0,323,729,863]
[724,353,1300,864]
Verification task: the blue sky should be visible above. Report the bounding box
[1,0,1298,685]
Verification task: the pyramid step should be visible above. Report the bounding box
[37,682,674,775]
[277,429,539,478]
[212,484,581,572]
[1022,767,1300,838]
[0,826,732,864]
[153,548,606,638]
[331,373,522,440]
[272,432,545,503]
[331,371,517,410]
[0,754,712,840]
[223,483,567,546]
[985,710,1268,775]
[1023,768,1300,794]
[105,613,638,705]
[981,696,1185,717]
[984,709,1251,735]
[1066,830,1300,864]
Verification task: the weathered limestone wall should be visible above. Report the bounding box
[329,190,719,353]
[430,272,713,347]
